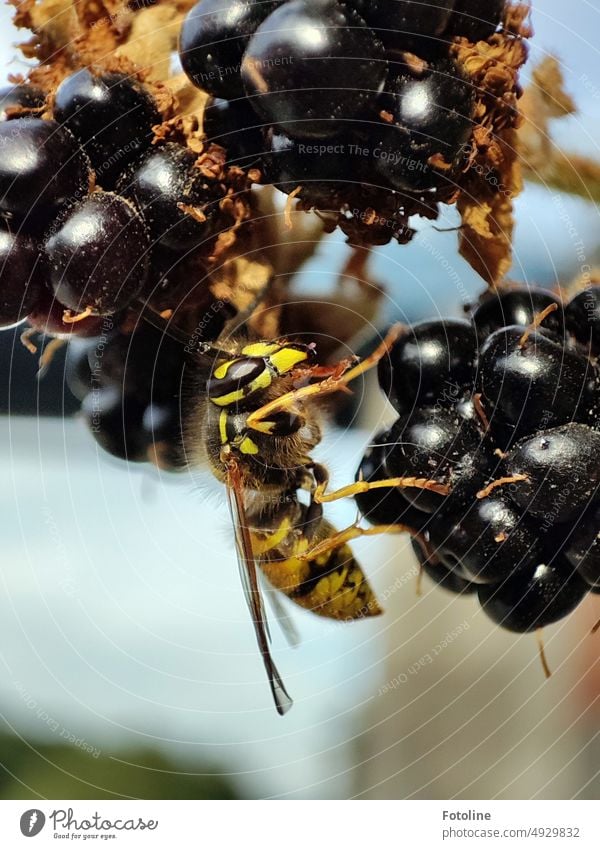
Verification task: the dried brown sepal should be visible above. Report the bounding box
[209,250,275,334]
[115,4,182,82]
[520,57,600,204]
[451,2,531,286]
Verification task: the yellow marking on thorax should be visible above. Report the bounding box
[218,409,228,445]
[248,369,272,394]
[210,388,246,407]
[270,347,309,374]
[210,368,273,408]
[241,342,280,357]
[239,436,259,455]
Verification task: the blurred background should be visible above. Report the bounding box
[0,0,599,800]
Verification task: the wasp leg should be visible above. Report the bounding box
[298,522,417,562]
[294,360,354,381]
[246,323,405,429]
[313,476,451,504]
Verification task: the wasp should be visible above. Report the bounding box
[142,308,438,713]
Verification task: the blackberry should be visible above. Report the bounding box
[411,540,477,595]
[368,59,474,192]
[117,143,221,251]
[45,191,151,315]
[53,69,161,186]
[478,556,588,633]
[241,0,387,140]
[430,476,542,584]
[356,285,600,651]
[478,326,597,439]
[179,0,283,100]
[378,318,478,413]
[261,129,366,205]
[564,503,600,589]
[385,406,488,513]
[565,288,600,355]
[82,387,149,463]
[0,119,91,221]
[504,424,600,524]
[446,0,505,42]
[203,96,264,167]
[472,288,565,342]
[0,227,45,327]
[355,434,427,529]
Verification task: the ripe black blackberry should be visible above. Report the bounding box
[45,191,151,316]
[377,318,478,413]
[411,540,476,595]
[366,59,475,193]
[117,143,222,251]
[176,0,521,249]
[203,97,265,168]
[53,69,161,187]
[0,118,92,222]
[76,322,188,470]
[241,0,387,140]
[179,0,285,100]
[0,227,45,327]
[355,284,600,661]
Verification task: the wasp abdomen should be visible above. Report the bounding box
[252,502,382,621]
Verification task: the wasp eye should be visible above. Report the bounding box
[207,356,266,401]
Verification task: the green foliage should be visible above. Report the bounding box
[0,733,237,800]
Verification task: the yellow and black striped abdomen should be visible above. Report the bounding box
[251,503,382,621]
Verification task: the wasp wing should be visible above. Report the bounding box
[261,574,301,649]
[225,469,293,715]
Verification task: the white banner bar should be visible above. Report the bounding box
[0,800,597,848]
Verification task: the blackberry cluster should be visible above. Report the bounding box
[180,0,508,243]
[0,70,226,332]
[356,286,600,636]
[66,321,188,470]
